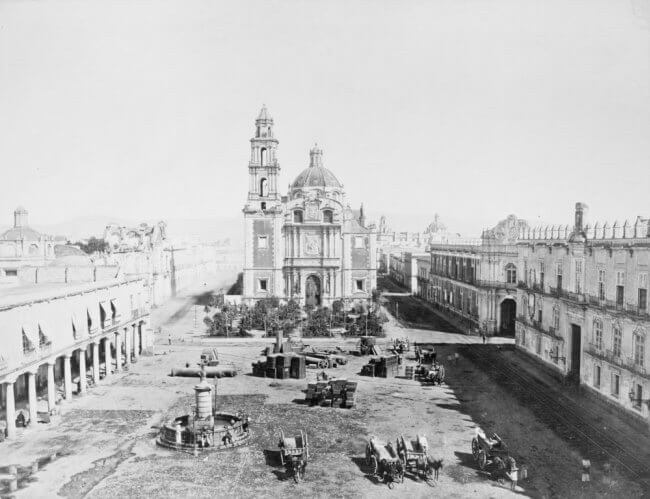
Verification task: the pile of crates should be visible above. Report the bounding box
[360,355,400,378]
[305,379,357,408]
[251,353,306,379]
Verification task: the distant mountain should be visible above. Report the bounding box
[1,215,244,248]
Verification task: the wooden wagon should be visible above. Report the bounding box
[365,436,404,488]
[278,429,309,483]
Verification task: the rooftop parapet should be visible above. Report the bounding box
[519,217,649,241]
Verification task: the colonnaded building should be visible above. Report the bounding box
[242,107,377,306]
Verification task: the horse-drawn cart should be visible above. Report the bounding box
[278,429,309,483]
[365,436,404,488]
[471,429,519,487]
[416,363,445,384]
[396,435,434,481]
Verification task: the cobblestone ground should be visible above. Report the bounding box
[0,286,645,498]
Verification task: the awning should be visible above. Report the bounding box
[37,322,52,347]
[21,326,36,352]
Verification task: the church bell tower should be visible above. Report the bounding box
[247,105,280,209]
[242,106,285,302]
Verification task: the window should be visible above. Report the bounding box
[260,148,267,166]
[293,210,303,223]
[536,335,542,355]
[593,365,601,388]
[616,271,625,307]
[355,279,364,291]
[598,270,606,301]
[612,325,622,358]
[261,202,267,211]
[258,236,268,249]
[633,332,645,366]
[556,262,563,290]
[354,236,365,249]
[259,177,268,197]
[593,319,603,350]
[639,273,648,311]
[323,210,333,223]
[552,307,560,331]
[575,260,583,294]
[5,269,17,277]
[540,261,545,289]
[505,264,517,284]
[258,279,268,292]
[633,384,643,410]
[611,372,620,397]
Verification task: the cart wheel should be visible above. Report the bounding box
[478,451,487,470]
[471,438,479,460]
[372,456,379,476]
[318,359,328,369]
[387,479,395,490]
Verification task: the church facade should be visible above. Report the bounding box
[242,107,377,307]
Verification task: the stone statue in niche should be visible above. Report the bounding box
[304,235,321,255]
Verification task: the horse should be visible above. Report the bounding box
[419,456,443,481]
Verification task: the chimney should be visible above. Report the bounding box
[574,202,588,232]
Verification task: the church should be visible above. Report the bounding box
[242,107,377,307]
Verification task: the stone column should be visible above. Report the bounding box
[27,371,38,424]
[92,341,100,384]
[78,348,87,394]
[63,354,73,400]
[103,337,112,377]
[47,361,56,412]
[133,324,140,359]
[5,380,16,439]
[114,331,122,372]
[124,328,131,367]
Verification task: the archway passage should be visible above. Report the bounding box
[500,298,516,336]
[305,275,321,307]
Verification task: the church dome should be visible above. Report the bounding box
[291,145,342,189]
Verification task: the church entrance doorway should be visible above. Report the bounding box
[305,275,321,307]
[499,298,516,336]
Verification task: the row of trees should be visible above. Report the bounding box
[203,292,387,338]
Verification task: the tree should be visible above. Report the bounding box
[73,237,108,255]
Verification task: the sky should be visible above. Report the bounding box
[0,0,648,238]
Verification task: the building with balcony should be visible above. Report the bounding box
[515,203,649,421]
[0,267,152,440]
[427,215,528,335]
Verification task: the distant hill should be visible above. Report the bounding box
[0,215,244,248]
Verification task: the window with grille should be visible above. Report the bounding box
[593,365,601,388]
[557,262,563,289]
[505,264,517,284]
[553,307,560,331]
[612,326,622,358]
[593,319,603,350]
[540,261,545,289]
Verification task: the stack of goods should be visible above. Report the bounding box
[251,353,306,379]
[276,354,291,379]
[360,355,400,378]
[265,354,278,379]
[290,355,306,379]
[252,361,266,377]
[404,365,415,380]
[304,379,357,408]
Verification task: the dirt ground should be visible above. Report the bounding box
[0,287,645,498]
